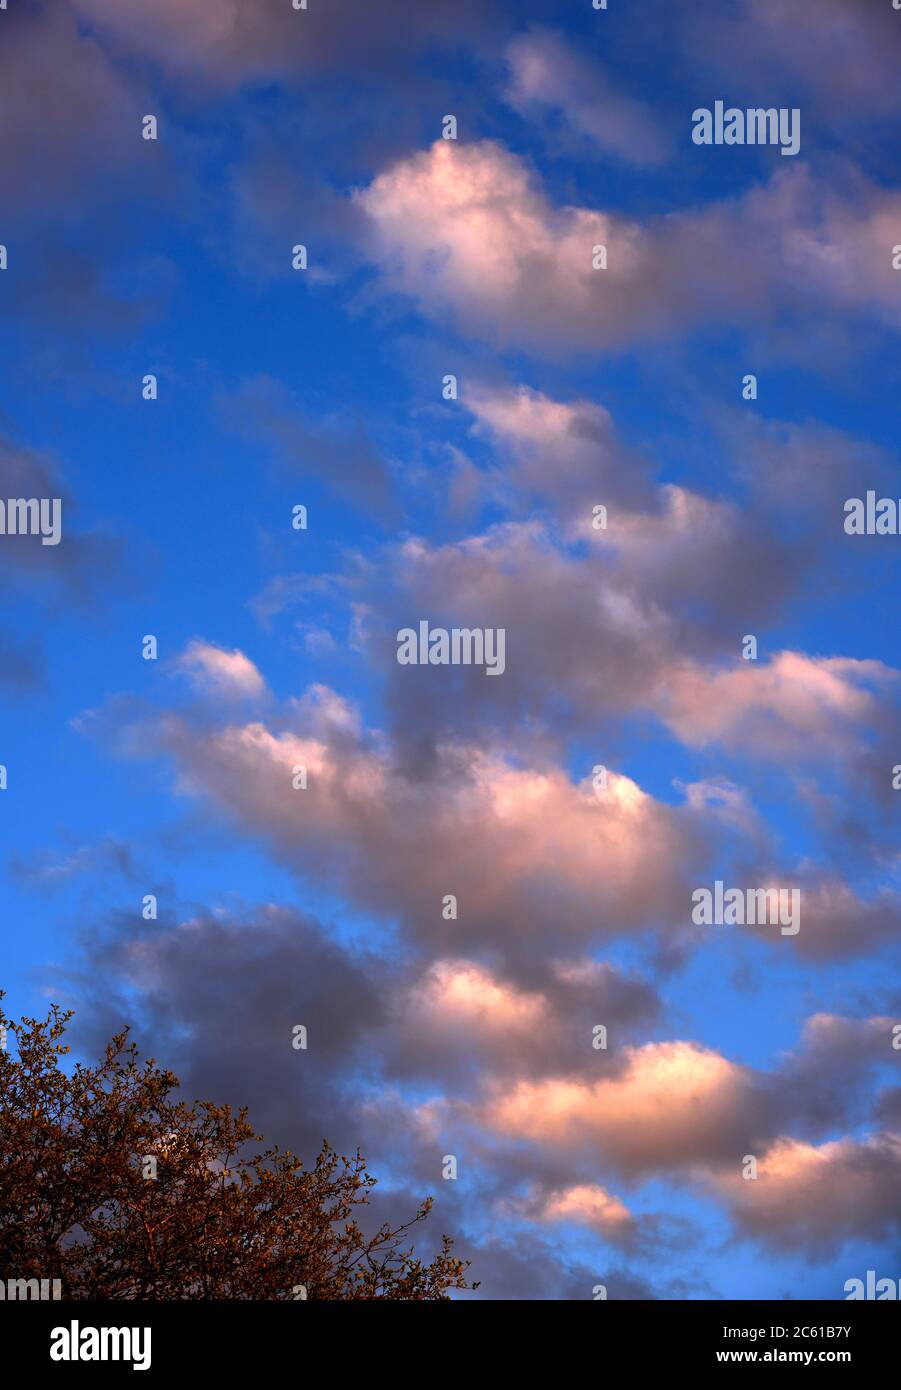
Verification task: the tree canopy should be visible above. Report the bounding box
[0,995,474,1299]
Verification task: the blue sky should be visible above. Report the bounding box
[1,0,900,1299]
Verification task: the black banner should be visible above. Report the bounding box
[3,1299,895,1376]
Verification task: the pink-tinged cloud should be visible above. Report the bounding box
[402,959,548,1040]
[505,28,669,166]
[464,383,655,523]
[387,956,660,1082]
[355,139,646,350]
[176,640,267,698]
[79,682,717,964]
[364,513,801,752]
[170,717,698,949]
[356,141,901,351]
[651,651,894,757]
[710,1133,901,1253]
[483,1041,755,1174]
[537,1183,635,1237]
[789,881,901,961]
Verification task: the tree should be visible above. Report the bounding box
[0,995,475,1299]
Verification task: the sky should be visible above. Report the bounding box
[1,0,900,1300]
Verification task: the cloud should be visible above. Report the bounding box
[448,1231,656,1300]
[9,835,140,890]
[483,1041,756,1176]
[355,138,648,351]
[176,640,267,699]
[356,140,901,352]
[399,959,549,1046]
[787,882,901,962]
[464,382,655,524]
[320,386,882,763]
[692,0,901,121]
[61,902,390,1160]
[387,956,660,1082]
[534,1183,635,1239]
[0,436,124,598]
[641,646,901,877]
[223,375,397,520]
[0,6,183,336]
[79,685,711,969]
[344,391,900,855]
[873,1087,901,1131]
[0,435,129,701]
[758,1013,899,1135]
[50,851,901,1270]
[359,508,799,751]
[0,5,144,216]
[504,28,669,166]
[476,1011,899,1183]
[81,640,901,965]
[0,630,44,693]
[73,0,497,86]
[652,652,894,757]
[710,1133,901,1254]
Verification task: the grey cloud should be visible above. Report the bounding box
[0,436,126,601]
[0,630,44,693]
[505,27,671,167]
[73,0,502,87]
[717,1132,901,1256]
[9,834,141,890]
[223,375,397,521]
[60,902,391,1162]
[689,0,901,122]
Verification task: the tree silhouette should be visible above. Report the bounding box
[0,995,475,1299]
